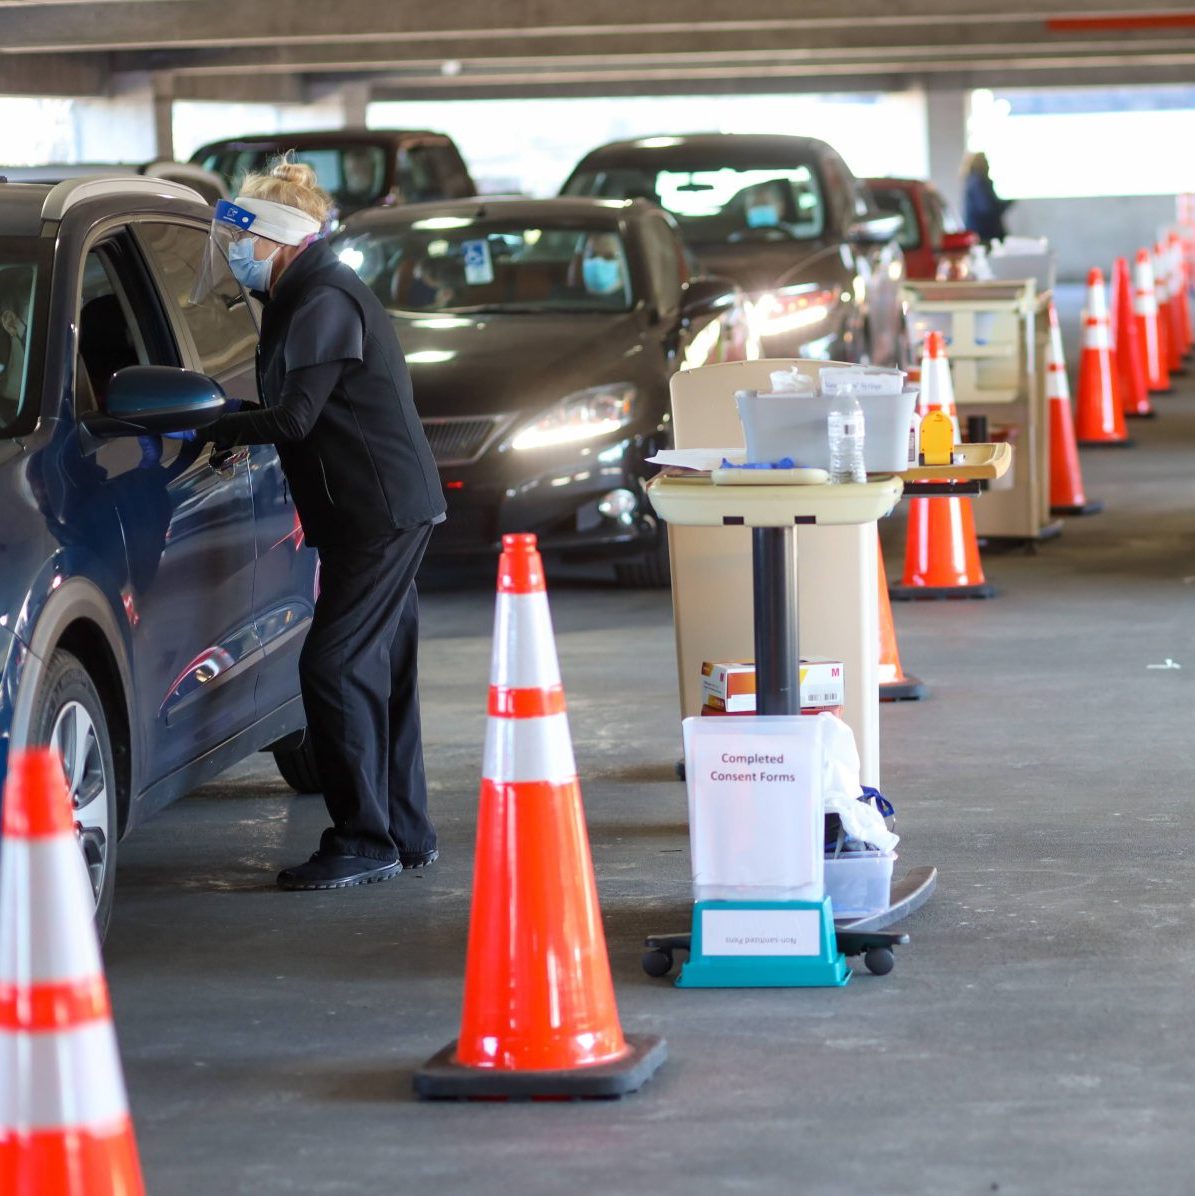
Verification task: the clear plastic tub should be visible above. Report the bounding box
[823,850,895,918]
[735,388,919,473]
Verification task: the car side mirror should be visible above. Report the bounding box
[80,366,227,438]
[847,213,903,245]
[680,275,738,322]
[940,231,979,252]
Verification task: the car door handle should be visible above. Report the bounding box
[209,448,249,475]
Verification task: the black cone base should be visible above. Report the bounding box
[1051,500,1104,517]
[1125,409,1158,419]
[889,583,995,601]
[414,1034,668,1101]
[1078,438,1135,448]
[880,675,928,702]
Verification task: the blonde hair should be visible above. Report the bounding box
[238,155,333,226]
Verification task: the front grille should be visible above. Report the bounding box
[421,416,504,466]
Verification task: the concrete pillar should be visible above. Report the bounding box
[925,88,968,214]
[152,72,175,161]
[341,82,371,129]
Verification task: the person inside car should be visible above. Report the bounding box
[341,147,379,205]
[579,232,626,298]
[196,158,447,892]
[742,181,790,230]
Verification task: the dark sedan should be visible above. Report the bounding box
[562,134,907,368]
[331,197,745,585]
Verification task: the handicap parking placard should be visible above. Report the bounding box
[462,239,494,286]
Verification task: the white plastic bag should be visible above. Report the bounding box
[816,712,900,852]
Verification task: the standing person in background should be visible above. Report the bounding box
[962,152,1014,245]
[194,159,447,891]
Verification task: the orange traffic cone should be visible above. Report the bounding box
[0,750,146,1196]
[1167,232,1192,360]
[1154,242,1181,376]
[415,534,665,1099]
[1046,303,1103,516]
[1075,268,1132,447]
[890,334,994,601]
[1110,256,1153,418]
[1135,248,1171,394]
[877,542,926,700]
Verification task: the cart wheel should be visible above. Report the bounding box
[642,948,674,978]
[864,947,895,976]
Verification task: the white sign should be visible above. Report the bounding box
[683,715,824,899]
[461,238,494,285]
[701,907,821,956]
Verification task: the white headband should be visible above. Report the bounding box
[232,196,321,246]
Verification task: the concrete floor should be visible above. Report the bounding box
[105,287,1195,1194]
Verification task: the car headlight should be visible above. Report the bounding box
[509,384,638,452]
[748,288,838,338]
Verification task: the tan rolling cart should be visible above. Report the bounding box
[902,279,1060,546]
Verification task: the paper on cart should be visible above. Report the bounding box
[646,448,746,471]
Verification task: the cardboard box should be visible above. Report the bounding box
[700,659,844,714]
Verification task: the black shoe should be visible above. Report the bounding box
[399,847,439,870]
[277,852,402,891]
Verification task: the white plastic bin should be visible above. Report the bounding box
[683,714,825,902]
[735,389,919,473]
[823,850,895,918]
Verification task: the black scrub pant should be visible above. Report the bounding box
[299,522,436,862]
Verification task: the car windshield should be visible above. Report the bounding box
[0,248,40,433]
[197,144,390,209]
[869,187,921,249]
[565,161,825,244]
[332,221,634,313]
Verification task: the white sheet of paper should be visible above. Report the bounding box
[646,448,746,471]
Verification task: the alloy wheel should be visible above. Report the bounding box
[50,699,111,905]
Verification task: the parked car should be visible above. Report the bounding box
[864,177,977,281]
[561,134,907,367]
[330,196,746,585]
[0,161,228,204]
[0,175,319,933]
[190,129,476,219]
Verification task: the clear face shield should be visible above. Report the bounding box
[191,198,320,304]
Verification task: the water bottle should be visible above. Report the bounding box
[827,388,866,484]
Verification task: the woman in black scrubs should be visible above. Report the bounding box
[200,161,446,890]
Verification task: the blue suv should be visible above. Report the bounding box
[0,176,319,934]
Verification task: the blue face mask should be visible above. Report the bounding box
[228,237,277,292]
[746,203,781,229]
[582,255,623,295]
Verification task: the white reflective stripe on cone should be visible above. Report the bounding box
[0,837,103,985]
[1083,318,1112,351]
[918,358,961,438]
[489,592,563,689]
[1086,283,1109,320]
[482,712,577,784]
[1048,323,1071,400]
[1134,287,1158,316]
[0,1020,129,1129]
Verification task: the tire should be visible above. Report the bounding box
[29,651,119,939]
[273,732,322,794]
[614,530,670,588]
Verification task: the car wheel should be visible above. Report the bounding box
[273,733,322,794]
[614,531,671,588]
[30,651,118,938]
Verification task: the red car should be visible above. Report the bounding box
[864,177,976,280]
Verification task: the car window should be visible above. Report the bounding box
[198,145,389,209]
[405,143,473,200]
[565,162,825,244]
[334,222,633,314]
[77,240,178,412]
[0,247,40,431]
[869,188,921,250]
[137,222,258,379]
[643,217,685,315]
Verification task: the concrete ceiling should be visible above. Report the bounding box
[3,1,1195,102]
